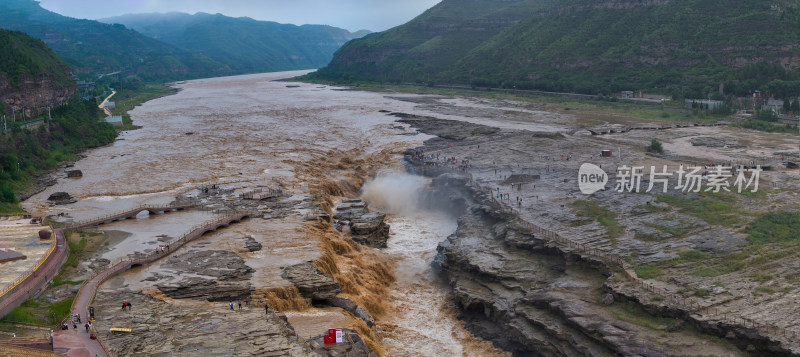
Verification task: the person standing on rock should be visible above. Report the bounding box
[238,300,242,310]
[229,301,234,311]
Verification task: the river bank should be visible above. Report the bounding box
[10,70,798,356]
[16,70,513,355]
[13,83,178,210]
[398,107,798,355]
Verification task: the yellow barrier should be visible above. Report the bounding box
[0,226,57,300]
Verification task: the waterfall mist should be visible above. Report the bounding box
[360,170,429,215]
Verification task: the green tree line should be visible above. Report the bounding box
[0,95,115,207]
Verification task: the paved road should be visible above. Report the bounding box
[52,324,105,357]
[98,91,116,117]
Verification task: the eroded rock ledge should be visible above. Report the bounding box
[92,289,309,356]
[280,262,376,328]
[332,198,390,248]
[427,173,663,356]
[281,262,341,301]
[154,250,254,301]
[411,166,792,356]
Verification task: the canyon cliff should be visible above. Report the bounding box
[0,29,75,119]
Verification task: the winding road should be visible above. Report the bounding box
[98,91,116,117]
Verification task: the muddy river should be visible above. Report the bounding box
[22,70,512,355]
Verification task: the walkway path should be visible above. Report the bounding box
[64,203,196,230]
[53,211,251,357]
[0,203,194,315]
[0,228,68,319]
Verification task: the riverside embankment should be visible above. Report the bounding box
[19,70,798,356]
[20,70,507,355]
[399,108,798,356]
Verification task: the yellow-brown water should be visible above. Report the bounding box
[22,70,504,355]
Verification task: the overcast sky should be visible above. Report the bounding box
[36,0,441,32]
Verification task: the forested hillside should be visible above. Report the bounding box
[0,28,75,124]
[0,95,115,211]
[314,0,800,99]
[0,28,115,210]
[0,29,72,90]
[102,12,371,73]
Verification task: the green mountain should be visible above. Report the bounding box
[0,28,115,208]
[101,12,371,73]
[314,0,800,98]
[0,28,72,90]
[0,0,230,79]
[0,28,75,123]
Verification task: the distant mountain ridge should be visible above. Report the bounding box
[101,12,371,74]
[0,0,370,81]
[314,0,800,98]
[0,0,230,79]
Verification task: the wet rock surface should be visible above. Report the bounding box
[332,199,390,248]
[325,297,375,327]
[66,169,83,178]
[153,250,254,301]
[390,112,499,140]
[333,200,368,220]
[402,112,760,356]
[430,175,670,356]
[47,191,76,205]
[349,212,390,248]
[308,328,372,356]
[281,262,341,301]
[92,289,310,356]
[240,235,263,252]
[690,136,745,149]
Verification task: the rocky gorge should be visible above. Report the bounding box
[15,71,797,356]
[331,199,391,248]
[415,171,729,356]
[398,106,798,356]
